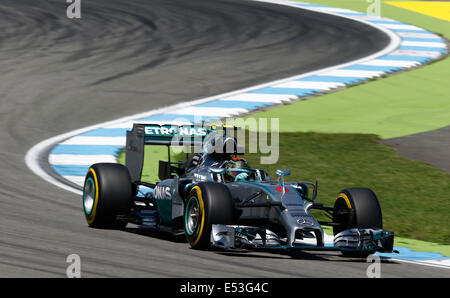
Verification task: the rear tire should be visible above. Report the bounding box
[333,187,383,258]
[184,182,233,249]
[82,163,133,229]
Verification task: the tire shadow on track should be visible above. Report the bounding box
[123,226,188,244]
[217,249,399,265]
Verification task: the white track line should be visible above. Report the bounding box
[391,49,442,57]
[48,154,118,165]
[219,93,297,103]
[272,81,345,90]
[60,136,126,146]
[397,32,442,39]
[360,59,421,67]
[401,41,447,48]
[391,258,450,270]
[169,106,249,117]
[320,69,386,78]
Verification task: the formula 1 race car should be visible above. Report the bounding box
[82,123,395,257]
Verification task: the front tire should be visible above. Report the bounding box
[184,182,233,249]
[333,187,383,257]
[83,163,133,229]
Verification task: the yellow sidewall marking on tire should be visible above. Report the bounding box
[191,186,205,247]
[338,193,352,209]
[87,168,99,225]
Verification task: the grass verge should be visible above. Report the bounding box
[243,0,450,138]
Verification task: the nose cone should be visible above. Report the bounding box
[280,210,324,246]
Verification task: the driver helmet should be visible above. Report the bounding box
[225,158,250,182]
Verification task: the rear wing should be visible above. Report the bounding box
[125,123,241,182]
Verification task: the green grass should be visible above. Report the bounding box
[243,132,450,246]
[118,145,186,183]
[244,0,450,138]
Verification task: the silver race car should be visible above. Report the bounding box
[82,123,395,257]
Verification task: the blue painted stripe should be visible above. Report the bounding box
[194,100,273,109]
[402,37,445,43]
[51,144,122,155]
[249,87,320,96]
[338,12,367,16]
[79,128,128,137]
[294,3,327,7]
[398,45,447,53]
[377,247,450,261]
[52,165,90,177]
[378,55,432,62]
[343,64,402,72]
[297,75,367,84]
[390,29,431,34]
[136,113,220,123]
[368,20,403,24]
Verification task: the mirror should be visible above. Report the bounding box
[275,169,290,177]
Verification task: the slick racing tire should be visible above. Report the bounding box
[184,182,233,249]
[82,163,133,229]
[332,187,383,258]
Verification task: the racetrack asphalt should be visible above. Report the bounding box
[0,0,448,277]
[381,125,450,173]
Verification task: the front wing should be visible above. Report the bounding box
[210,225,396,254]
